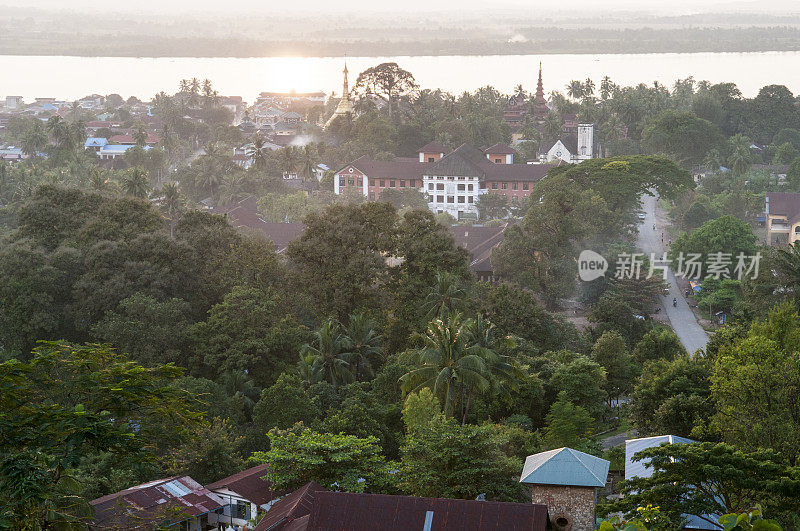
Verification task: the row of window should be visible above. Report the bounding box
[491,182,529,190]
[430,195,475,204]
[428,183,475,191]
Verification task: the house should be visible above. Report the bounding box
[540,124,596,164]
[207,464,278,529]
[253,481,549,531]
[97,144,152,160]
[334,143,552,219]
[765,192,800,245]
[625,436,719,530]
[90,476,225,530]
[449,224,507,282]
[220,96,244,115]
[84,137,108,152]
[520,447,610,531]
[0,147,26,160]
[109,133,160,145]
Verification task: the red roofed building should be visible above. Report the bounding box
[207,464,279,529]
[334,143,553,219]
[109,133,161,145]
[254,482,549,531]
[90,476,225,530]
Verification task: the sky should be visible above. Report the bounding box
[11,0,800,15]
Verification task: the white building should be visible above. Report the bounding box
[5,96,24,110]
[206,464,278,531]
[541,123,596,164]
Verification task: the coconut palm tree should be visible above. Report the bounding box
[133,127,148,147]
[21,122,48,158]
[301,319,353,389]
[343,313,383,381]
[246,136,270,171]
[278,146,298,178]
[298,145,316,182]
[775,242,800,296]
[399,313,491,419]
[217,172,247,206]
[583,78,596,97]
[566,80,584,101]
[161,182,183,237]
[422,271,466,321]
[543,111,564,143]
[88,167,111,194]
[121,167,149,199]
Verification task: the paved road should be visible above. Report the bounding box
[637,193,709,355]
[601,428,638,449]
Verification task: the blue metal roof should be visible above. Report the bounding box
[85,137,108,147]
[519,448,609,488]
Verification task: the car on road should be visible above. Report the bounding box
[637,212,647,220]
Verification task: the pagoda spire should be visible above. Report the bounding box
[536,61,544,101]
[533,61,548,120]
[342,56,350,101]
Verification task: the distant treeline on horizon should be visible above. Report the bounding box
[4,26,800,57]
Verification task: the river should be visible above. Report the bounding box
[2,51,800,102]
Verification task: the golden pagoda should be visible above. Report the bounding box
[325,60,355,128]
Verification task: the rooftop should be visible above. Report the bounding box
[206,464,277,507]
[519,447,610,488]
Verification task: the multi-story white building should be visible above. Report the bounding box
[540,123,596,164]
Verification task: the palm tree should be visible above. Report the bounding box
[88,167,110,194]
[246,136,270,171]
[121,167,149,199]
[21,122,48,158]
[301,319,353,389]
[422,271,466,320]
[133,127,148,147]
[775,243,800,296]
[298,145,316,182]
[543,111,564,143]
[343,313,383,381]
[399,313,491,419]
[600,76,615,101]
[161,182,183,237]
[217,172,247,206]
[513,84,526,98]
[279,146,298,177]
[566,80,584,101]
[583,78,595,97]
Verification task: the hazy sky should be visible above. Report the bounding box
[11,0,800,15]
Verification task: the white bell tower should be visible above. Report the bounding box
[577,124,594,160]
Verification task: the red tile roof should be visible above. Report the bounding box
[206,464,277,507]
[449,224,507,274]
[109,134,160,145]
[418,141,450,154]
[346,156,433,180]
[484,142,515,155]
[766,192,800,223]
[90,476,224,529]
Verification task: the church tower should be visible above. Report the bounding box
[533,62,549,121]
[326,59,355,129]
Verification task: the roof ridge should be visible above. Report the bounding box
[565,448,605,485]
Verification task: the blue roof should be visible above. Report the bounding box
[519,448,609,487]
[85,137,108,148]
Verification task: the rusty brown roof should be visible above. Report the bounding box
[766,192,800,223]
[484,142,516,155]
[253,483,548,531]
[206,464,277,507]
[418,141,450,154]
[90,476,224,529]
[347,155,433,180]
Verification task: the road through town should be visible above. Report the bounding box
[637,193,709,354]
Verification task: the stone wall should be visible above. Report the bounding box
[529,484,596,531]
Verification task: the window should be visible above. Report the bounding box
[380,180,385,187]
[409,180,415,187]
[348,179,354,186]
[400,180,406,188]
[513,182,518,190]
[523,182,529,190]
[369,192,375,200]
[428,195,434,202]
[447,196,454,203]
[502,182,508,190]
[468,196,473,203]
[492,182,498,189]
[436,183,444,190]
[437,195,444,203]
[339,177,345,186]
[458,196,465,203]
[457,184,465,191]
[390,180,396,187]
[494,158,502,163]
[428,183,434,190]
[235,501,251,520]
[428,157,435,162]
[370,179,376,187]
[468,184,473,191]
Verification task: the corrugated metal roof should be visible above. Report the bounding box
[519,447,609,488]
